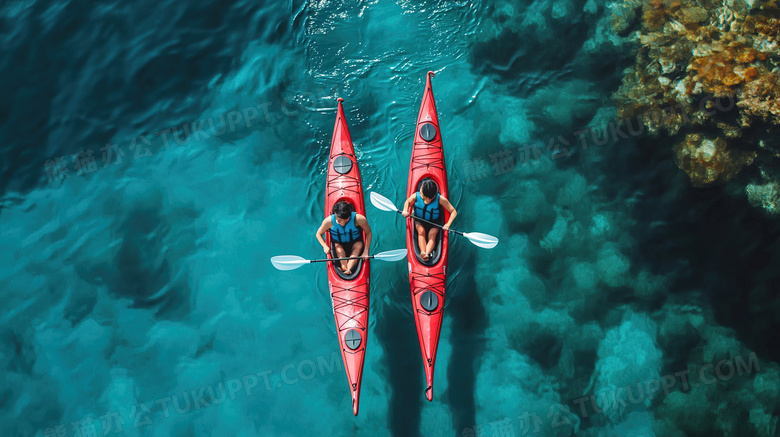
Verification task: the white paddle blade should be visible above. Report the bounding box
[464,232,499,249]
[373,249,408,262]
[271,255,309,271]
[369,192,400,212]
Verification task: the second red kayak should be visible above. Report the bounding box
[405,72,449,401]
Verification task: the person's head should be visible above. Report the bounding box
[419,178,438,201]
[332,200,353,224]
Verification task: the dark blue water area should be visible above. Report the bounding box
[2,1,780,436]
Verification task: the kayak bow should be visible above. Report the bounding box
[325,98,370,415]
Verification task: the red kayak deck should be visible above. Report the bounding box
[325,98,370,416]
[405,72,449,401]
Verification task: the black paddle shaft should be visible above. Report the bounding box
[398,210,463,236]
[310,255,373,263]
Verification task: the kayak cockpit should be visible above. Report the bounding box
[330,239,364,280]
[329,199,365,281]
[411,180,445,266]
[412,224,443,266]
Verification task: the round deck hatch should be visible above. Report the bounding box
[345,329,362,350]
[333,155,353,175]
[420,123,437,142]
[420,290,439,311]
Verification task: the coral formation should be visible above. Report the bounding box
[746,180,780,213]
[673,133,756,185]
[612,0,780,212]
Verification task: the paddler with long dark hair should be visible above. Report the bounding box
[401,177,457,261]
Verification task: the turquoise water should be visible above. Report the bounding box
[3,1,779,436]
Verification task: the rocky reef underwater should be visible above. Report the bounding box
[611,0,780,213]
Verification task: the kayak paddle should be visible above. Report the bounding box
[271,248,408,271]
[369,191,499,249]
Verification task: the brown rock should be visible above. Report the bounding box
[674,134,756,186]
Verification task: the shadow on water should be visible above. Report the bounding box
[445,262,487,434]
[375,261,488,437]
[376,276,423,437]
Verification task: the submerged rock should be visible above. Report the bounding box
[608,0,642,35]
[746,181,780,214]
[673,134,756,186]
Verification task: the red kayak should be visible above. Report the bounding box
[406,72,449,401]
[325,98,370,415]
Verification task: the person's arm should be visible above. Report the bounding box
[401,194,416,217]
[439,196,457,231]
[356,214,372,259]
[315,218,332,254]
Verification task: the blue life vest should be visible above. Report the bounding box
[415,192,441,221]
[330,212,361,243]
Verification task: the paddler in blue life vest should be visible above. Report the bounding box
[315,200,372,275]
[401,178,457,261]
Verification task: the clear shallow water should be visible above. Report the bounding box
[2,1,780,437]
